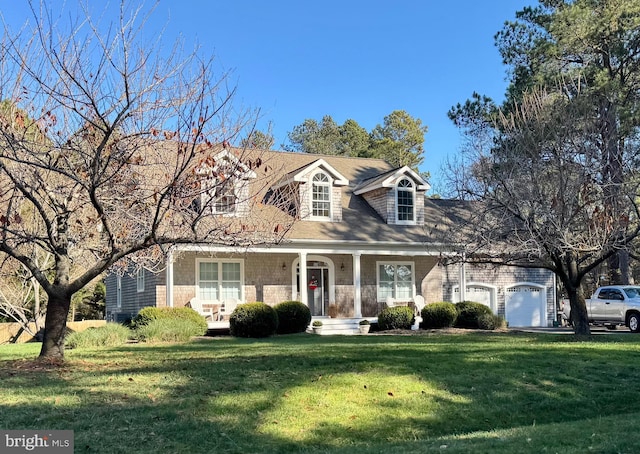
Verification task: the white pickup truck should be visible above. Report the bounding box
[562,286,640,332]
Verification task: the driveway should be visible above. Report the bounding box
[513,326,633,335]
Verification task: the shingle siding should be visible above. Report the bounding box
[361,188,389,222]
[105,268,157,322]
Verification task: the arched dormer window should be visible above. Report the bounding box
[311,172,331,219]
[396,178,414,223]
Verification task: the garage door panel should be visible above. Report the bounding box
[505,286,546,327]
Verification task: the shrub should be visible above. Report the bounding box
[477,313,507,330]
[454,301,494,329]
[230,302,279,338]
[274,301,311,334]
[378,306,414,330]
[131,306,207,336]
[421,302,457,329]
[359,319,370,326]
[312,320,323,327]
[136,318,204,343]
[66,323,131,348]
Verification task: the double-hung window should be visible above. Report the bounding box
[311,172,331,219]
[212,180,237,214]
[197,260,243,301]
[136,269,145,293]
[396,178,414,223]
[377,262,414,301]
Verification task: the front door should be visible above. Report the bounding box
[306,264,329,316]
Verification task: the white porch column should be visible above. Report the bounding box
[166,248,174,308]
[459,252,467,302]
[299,251,308,306]
[353,252,362,317]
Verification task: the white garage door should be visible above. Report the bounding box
[505,285,546,327]
[453,285,494,312]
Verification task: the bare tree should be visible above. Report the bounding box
[446,86,640,335]
[0,1,291,359]
[0,252,51,337]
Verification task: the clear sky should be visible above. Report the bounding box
[1,1,531,192]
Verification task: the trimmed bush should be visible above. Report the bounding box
[66,323,132,348]
[131,306,164,328]
[230,302,279,338]
[131,306,207,336]
[477,313,507,330]
[421,302,457,329]
[454,301,494,329]
[274,301,311,334]
[378,306,414,330]
[136,318,204,343]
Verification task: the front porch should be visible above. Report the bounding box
[206,315,422,335]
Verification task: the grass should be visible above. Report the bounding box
[1,332,640,453]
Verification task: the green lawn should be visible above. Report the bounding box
[1,332,640,453]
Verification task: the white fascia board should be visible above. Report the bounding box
[297,159,349,185]
[272,159,349,190]
[200,149,257,179]
[354,166,430,195]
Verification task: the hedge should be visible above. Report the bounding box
[421,302,457,329]
[274,301,311,334]
[230,302,279,338]
[454,301,494,329]
[378,306,414,330]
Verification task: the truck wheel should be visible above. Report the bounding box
[628,313,640,333]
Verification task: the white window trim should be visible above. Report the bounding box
[376,261,415,302]
[395,178,416,225]
[116,275,122,308]
[136,269,145,293]
[195,258,245,302]
[309,171,333,221]
[206,179,241,217]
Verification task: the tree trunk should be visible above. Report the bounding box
[567,286,591,335]
[39,291,71,359]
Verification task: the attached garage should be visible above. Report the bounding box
[453,283,497,313]
[505,284,547,327]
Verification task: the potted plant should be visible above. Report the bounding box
[358,319,370,334]
[312,320,323,334]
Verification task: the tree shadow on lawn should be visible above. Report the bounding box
[1,333,639,453]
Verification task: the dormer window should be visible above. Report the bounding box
[396,178,414,223]
[270,158,348,222]
[311,172,331,219]
[213,181,237,214]
[195,150,256,217]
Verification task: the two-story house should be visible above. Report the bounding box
[105,147,556,328]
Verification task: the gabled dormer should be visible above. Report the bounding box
[354,166,430,225]
[271,159,349,222]
[197,149,257,217]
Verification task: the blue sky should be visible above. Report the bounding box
[1,1,531,192]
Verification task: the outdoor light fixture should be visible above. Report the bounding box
[340,262,345,271]
[282,263,287,271]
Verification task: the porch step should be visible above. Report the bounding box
[308,317,375,335]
